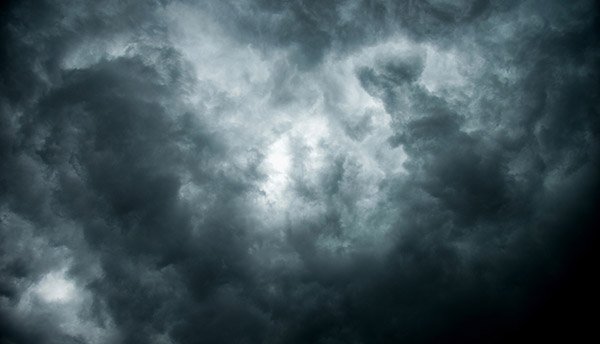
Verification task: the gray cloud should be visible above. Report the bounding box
[1,0,599,343]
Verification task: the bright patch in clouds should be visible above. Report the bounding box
[263,135,292,204]
[34,270,77,303]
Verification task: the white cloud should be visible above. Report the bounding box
[34,269,77,303]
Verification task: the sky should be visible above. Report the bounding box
[0,0,599,343]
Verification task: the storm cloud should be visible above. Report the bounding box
[1,0,599,343]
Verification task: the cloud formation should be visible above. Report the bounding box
[1,0,599,343]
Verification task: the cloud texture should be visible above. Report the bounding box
[1,0,599,343]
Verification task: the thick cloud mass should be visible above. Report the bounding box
[1,1,599,343]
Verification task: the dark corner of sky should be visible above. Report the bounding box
[1,0,599,343]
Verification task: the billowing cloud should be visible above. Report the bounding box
[1,0,599,343]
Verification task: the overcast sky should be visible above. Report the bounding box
[1,1,599,343]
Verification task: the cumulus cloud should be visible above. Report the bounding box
[1,0,599,343]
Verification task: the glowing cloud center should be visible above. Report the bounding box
[263,136,292,205]
[34,270,77,303]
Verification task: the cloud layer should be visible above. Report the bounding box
[1,0,599,343]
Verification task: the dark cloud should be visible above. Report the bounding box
[1,0,599,343]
